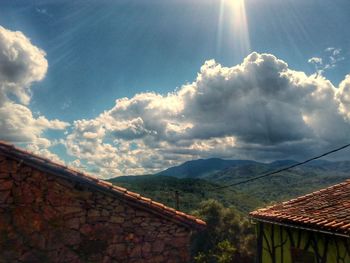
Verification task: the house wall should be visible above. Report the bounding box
[0,155,192,263]
[256,222,350,263]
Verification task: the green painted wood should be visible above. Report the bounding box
[256,222,350,263]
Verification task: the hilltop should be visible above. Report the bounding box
[109,158,350,213]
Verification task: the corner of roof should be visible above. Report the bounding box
[0,141,206,230]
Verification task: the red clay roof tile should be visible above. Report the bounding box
[250,179,350,235]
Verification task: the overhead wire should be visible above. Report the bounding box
[212,143,350,190]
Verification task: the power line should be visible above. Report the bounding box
[213,143,350,190]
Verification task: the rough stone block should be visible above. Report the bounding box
[0,190,10,203]
[110,215,124,224]
[65,217,80,230]
[0,173,10,179]
[152,240,165,253]
[62,230,81,246]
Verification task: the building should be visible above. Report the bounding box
[250,180,350,263]
[0,141,206,262]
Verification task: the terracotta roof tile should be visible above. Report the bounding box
[112,186,128,193]
[126,191,141,199]
[140,196,152,203]
[250,179,350,235]
[0,141,206,230]
[150,201,165,209]
[196,218,206,225]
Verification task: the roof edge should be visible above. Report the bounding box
[0,141,206,230]
[250,216,350,238]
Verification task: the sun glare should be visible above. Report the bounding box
[217,0,251,57]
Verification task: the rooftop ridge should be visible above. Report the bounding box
[0,141,206,229]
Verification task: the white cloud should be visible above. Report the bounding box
[337,74,350,121]
[308,57,322,65]
[65,52,350,177]
[0,26,69,163]
[35,7,52,18]
[26,142,65,164]
[0,28,347,178]
[0,102,68,143]
[0,26,48,105]
[309,48,345,76]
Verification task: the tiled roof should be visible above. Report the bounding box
[0,141,206,230]
[250,180,350,236]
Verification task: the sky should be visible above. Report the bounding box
[0,0,350,178]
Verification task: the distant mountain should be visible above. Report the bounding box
[157,158,350,180]
[304,160,350,172]
[204,164,350,203]
[156,158,258,178]
[108,158,350,215]
[268,160,298,168]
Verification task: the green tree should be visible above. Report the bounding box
[191,200,255,263]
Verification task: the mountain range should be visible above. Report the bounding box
[108,158,350,214]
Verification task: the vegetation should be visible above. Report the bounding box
[191,200,255,263]
[108,158,350,263]
[108,175,262,214]
[207,164,350,204]
[108,160,350,214]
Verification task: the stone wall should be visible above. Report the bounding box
[0,155,192,263]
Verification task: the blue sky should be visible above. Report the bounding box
[1,0,350,177]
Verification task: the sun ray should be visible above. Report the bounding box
[216,0,226,54]
[230,0,251,55]
[217,0,251,58]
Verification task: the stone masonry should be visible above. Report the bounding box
[0,142,205,263]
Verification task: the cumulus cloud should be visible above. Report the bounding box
[308,48,345,76]
[0,26,69,162]
[337,74,350,121]
[1,26,348,178]
[0,26,48,105]
[308,57,322,65]
[0,102,68,143]
[64,52,350,178]
[26,142,65,164]
[1,26,347,177]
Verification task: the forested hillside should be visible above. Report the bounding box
[108,159,350,262]
[109,159,350,213]
[108,175,261,214]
